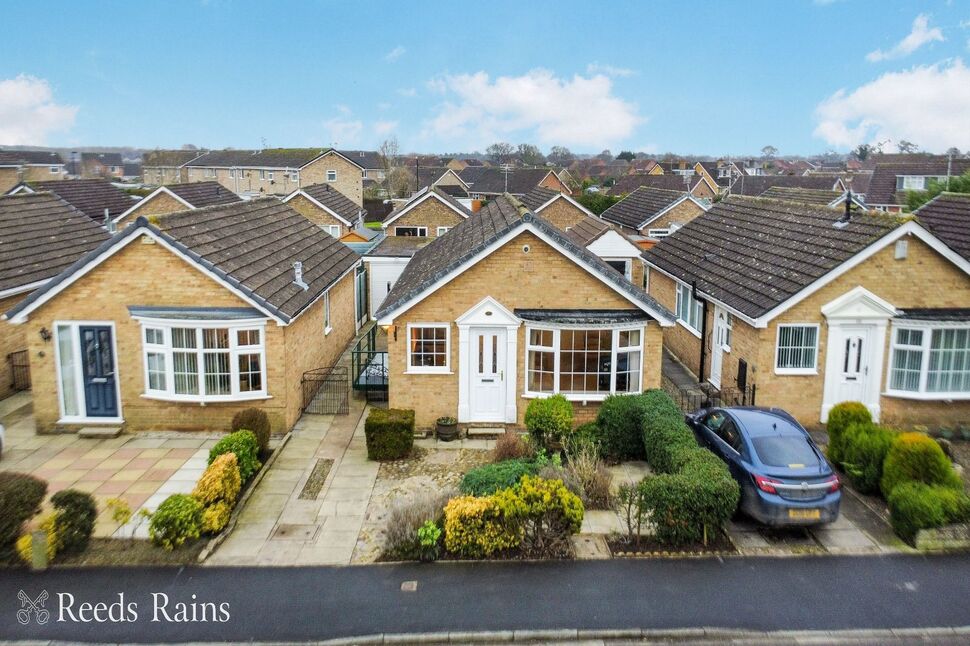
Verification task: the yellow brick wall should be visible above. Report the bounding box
[302,153,364,206]
[116,192,186,227]
[285,194,349,237]
[23,167,64,182]
[389,200,464,238]
[537,199,588,232]
[387,231,663,428]
[0,168,19,194]
[690,180,716,201]
[640,200,705,235]
[0,293,29,400]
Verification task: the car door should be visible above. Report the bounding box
[697,410,728,451]
[713,418,747,480]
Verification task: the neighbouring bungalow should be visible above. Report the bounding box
[410,167,470,198]
[78,153,124,180]
[727,174,844,197]
[4,198,363,434]
[519,186,596,232]
[363,236,433,318]
[565,215,646,288]
[600,186,710,240]
[0,150,66,192]
[374,194,675,429]
[114,181,241,227]
[694,161,738,189]
[7,179,136,224]
[914,192,970,262]
[381,186,471,238]
[641,195,970,429]
[459,167,571,200]
[759,186,867,210]
[283,182,365,238]
[866,158,970,213]
[0,193,111,399]
[609,173,718,202]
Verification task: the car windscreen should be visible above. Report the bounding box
[750,435,821,468]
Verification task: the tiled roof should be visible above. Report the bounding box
[845,173,871,195]
[24,179,135,221]
[385,186,471,224]
[758,187,842,207]
[186,149,329,169]
[866,159,970,206]
[728,174,842,197]
[600,186,688,229]
[296,183,363,223]
[122,163,142,177]
[167,181,242,208]
[336,150,383,170]
[376,194,672,322]
[519,186,561,211]
[143,150,203,167]
[364,235,432,258]
[0,192,110,293]
[458,167,554,195]
[413,166,453,191]
[565,216,613,247]
[0,150,64,165]
[81,152,123,166]
[0,152,21,167]
[914,192,970,261]
[897,308,970,322]
[609,174,703,195]
[641,196,901,319]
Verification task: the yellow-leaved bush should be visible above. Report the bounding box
[192,452,242,535]
[200,501,232,534]
[16,513,60,564]
[443,495,521,558]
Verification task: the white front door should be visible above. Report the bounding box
[468,327,507,422]
[834,326,871,404]
[710,306,729,389]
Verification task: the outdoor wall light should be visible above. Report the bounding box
[39,327,52,343]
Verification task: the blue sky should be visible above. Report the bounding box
[1,0,969,155]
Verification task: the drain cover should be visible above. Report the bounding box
[271,524,320,541]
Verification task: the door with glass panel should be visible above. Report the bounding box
[468,327,506,422]
[78,325,118,417]
[835,326,871,405]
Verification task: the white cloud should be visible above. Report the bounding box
[322,114,363,147]
[423,69,642,149]
[813,59,970,151]
[397,87,417,97]
[373,120,398,136]
[384,46,406,62]
[866,14,944,62]
[0,75,77,145]
[586,63,636,78]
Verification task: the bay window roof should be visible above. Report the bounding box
[514,309,652,325]
[128,306,266,321]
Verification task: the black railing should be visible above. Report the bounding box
[7,350,30,391]
[351,326,388,401]
[664,381,756,414]
[301,366,349,415]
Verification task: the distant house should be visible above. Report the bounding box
[694,161,737,188]
[411,167,469,198]
[363,236,433,318]
[759,186,867,210]
[459,167,570,199]
[642,195,970,428]
[282,183,365,238]
[5,198,364,434]
[381,186,471,238]
[142,150,206,185]
[914,192,970,262]
[7,179,136,224]
[866,158,970,213]
[446,158,486,172]
[727,174,844,197]
[0,150,66,192]
[374,193,675,428]
[609,173,718,201]
[80,153,124,179]
[115,181,242,227]
[122,163,142,182]
[600,186,710,239]
[564,214,646,287]
[519,186,595,232]
[0,192,111,399]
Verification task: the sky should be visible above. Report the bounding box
[1,0,970,156]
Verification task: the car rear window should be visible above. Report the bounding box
[751,436,820,468]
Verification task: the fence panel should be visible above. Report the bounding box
[7,350,30,391]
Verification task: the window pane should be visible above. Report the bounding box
[147,352,166,391]
[619,329,640,348]
[409,327,447,368]
[529,329,552,347]
[145,328,165,345]
[615,350,641,393]
[527,350,554,393]
[237,329,260,346]
[928,328,970,393]
[777,326,817,369]
[558,329,612,394]
[57,325,79,416]
[203,328,229,349]
[204,352,231,395]
[238,353,262,392]
[172,328,197,349]
[890,347,922,391]
[173,352,199,394]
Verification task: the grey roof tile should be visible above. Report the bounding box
[914,192,970,261]
[600,186,687,229]
[22,179,136,221]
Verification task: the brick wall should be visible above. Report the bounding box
[538,173,570,194]
[302,153,364,206]
[537,199,588,232]
[0,293,29,400]
[641,200,705,235]
[690,181,716,201]
[387,230,663,428]
[389,199,464,238]
[23,167,65,182]
[0,168,19,194]
[117,192,185,227]
[285,194,349,237]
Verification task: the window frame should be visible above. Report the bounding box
[323,292,332,335]
[136,319,269,403]
[436,226,451,236]
[887,323,970,400]
[326,169,337,182]
[603,258,632,281]
[524,324,645,401]
[675,283,703,337]
[49,165,59,174]
[322,224,341,238]
[395,226,428,237]
[774,323,820,375]
[406,323,451,374]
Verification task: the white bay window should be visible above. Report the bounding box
[526,326,643,399]
[889,325,970,398]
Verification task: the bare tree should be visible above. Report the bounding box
[761,145,778,159]
[547,146,573,166]
[897,140,920,154]
[486,142,515,165]
[517,143,544,166]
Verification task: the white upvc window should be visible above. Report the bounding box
[139,321,268,402]
[888,325,970,398]
[525,325,644,399]
[327,170,337,182]
[436,226,451,236]
[647,228,671,238]
[675,283,703,334]
[204,168,216,178]
[322,224,341,238]
[395,226,427,237]
[49,166,59,174]
[775,324,819,375]
[899,176,926,191]
[323,292,332,335]
[603,258,632,281]
[724,312,734,349]
[290,170,300,182]
[406,324,450,373]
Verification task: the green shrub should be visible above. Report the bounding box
[231,407,272,454]
[887,482,970,545]
[0,472,47,552]
[524,395,572,447]
[881,432,962,498]
[443,495,521,558]
[841,423,896,495]
[501,475,584,559]
[568,422,600,454]
[460,459,538,496]
[417,520,442,562]
[384,488,455,560]
[208,430,261,481]
[193,453,242,506]
[364,408,414,461]
[826,402,872,467]
[640,390,697,474]
[50,489,97,554]
[595,394,650,461]
[148,494,203,550]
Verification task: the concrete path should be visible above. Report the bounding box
[209,396,376,566]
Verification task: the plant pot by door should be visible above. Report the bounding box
[436,417,458,442]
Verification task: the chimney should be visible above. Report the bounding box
[292,261,309,290]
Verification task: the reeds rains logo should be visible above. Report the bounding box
[17,590,50,625]
[15,590,230,624]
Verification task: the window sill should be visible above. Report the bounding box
[403,369,453,375]
[523,391,639,403]
[325,326,333,336]
[140,393,273,404]
[774,368,818,376]
[677,320,702,339]
[883,391,970,402]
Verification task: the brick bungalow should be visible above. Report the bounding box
[114,181,241,227]
[458,167,571,200]
[381,186,471,238]
[374,194,675,429]
[758,186,867,210]
[610,173,719,202]
[7,179,136,224]
[600,186,709,239]
[641,195,970,428]
[866,158,970,213]
[519,186,596,232]
[0,193,111,399]
[4,198,362,434]
[283,183,365,238]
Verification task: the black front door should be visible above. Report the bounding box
[80,326,118,417]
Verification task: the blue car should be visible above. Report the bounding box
[686,406,841,527]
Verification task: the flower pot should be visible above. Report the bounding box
[436,418,458,442]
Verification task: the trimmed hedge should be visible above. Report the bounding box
[637,390,739,545]
[50,489,97,554]
[498,475,584,559]
[524,395,572,447]
[594,394,649,461]
[881,431,962,498]
[460,459,538,496]
[209,430,261,482]
[231,407,272,454]
[364,408,414,460]
[888,482,970,545]
[443,495,520,558]
[826,402,872,467]
[841,422,896,495]
[0,472,47,552]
